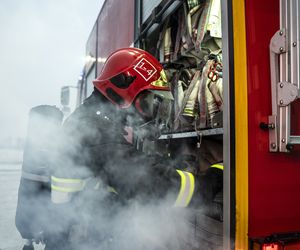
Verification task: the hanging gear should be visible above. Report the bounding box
[205,51,223,128]
[172,68,198,131]
[181,70,201,120]
[197,61,209,129]
[187,0,202,11]
[207,61,222,82]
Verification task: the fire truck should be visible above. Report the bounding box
[61,0,300,249]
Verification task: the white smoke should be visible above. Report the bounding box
[14,97,223,250]
[0,0,103,142]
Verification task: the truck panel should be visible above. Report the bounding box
[96,0,135,75]
[85,23,97,74]
[245,0,300,237]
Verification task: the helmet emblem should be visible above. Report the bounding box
[133,58,157,81]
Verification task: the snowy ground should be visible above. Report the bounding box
[0,150,44,250]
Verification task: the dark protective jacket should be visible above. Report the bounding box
[47,90,223,250]
[52,90,181,201]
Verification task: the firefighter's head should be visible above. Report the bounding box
[93,48,173,122]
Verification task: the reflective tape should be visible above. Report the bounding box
[51,176,83,184]
[174,170,195,207]
[107,186,118,195]
[51,176,85,204]
[183,108,196,117]
[151,69,169,88]
[51,189,72,204]
[210,163,224,171]
[21,171,49,183]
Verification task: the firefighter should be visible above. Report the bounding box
[46,48,223,250]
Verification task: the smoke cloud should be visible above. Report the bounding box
[0,0,103,141]
[6,1,224,248]
[15,94,223,250]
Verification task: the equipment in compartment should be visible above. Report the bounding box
[144,0,223,133]
[136,2,224,249]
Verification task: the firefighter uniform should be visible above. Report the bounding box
[46,91,223,249]
[46,48,223,249]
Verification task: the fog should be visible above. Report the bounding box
[15,102,195,250]
[2,1,225,249]
[14,97,224,249]
[0,0,103,140]
[0,2,199,248]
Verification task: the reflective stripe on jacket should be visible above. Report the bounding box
[51,176,85,204]
[210,163,224,171]
[174,170,195,207]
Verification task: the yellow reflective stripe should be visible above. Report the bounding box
[150,70,169,87]
[51,184,84,193]
[210,164,224,171]
[160,69,168,82]
[151,79,168,87]
[107,186,118,195]
[51,176,82,183]
[183,108,196,116]
[186,172,195,205]
[183,108,194,113]
[174,170,195,207]
[175,170,186,206]
[51,175,85,194]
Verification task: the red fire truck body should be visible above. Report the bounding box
[246,0,300,235]
[242,1,300,249]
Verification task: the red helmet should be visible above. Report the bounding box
[93,48,171,108]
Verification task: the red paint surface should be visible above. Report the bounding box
[245,0,300,238]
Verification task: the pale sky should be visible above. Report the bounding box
[0,0,104,139]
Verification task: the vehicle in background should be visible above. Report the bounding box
[60,85,78,117]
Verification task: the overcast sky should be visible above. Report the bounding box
[0,0,104,139]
